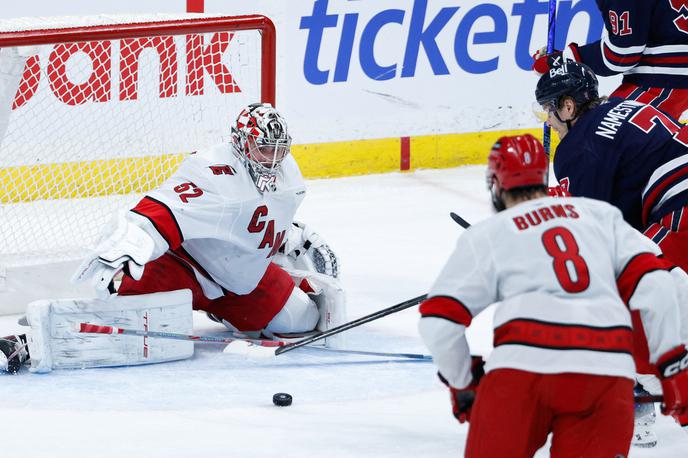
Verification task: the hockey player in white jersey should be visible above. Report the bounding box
[1,103,345,374]
[419,134,688,457]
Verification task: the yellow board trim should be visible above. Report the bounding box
[1,154,186,203]
[1,129,560,203]
[292,128,560,178]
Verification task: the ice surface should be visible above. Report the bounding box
[1,166,687,457]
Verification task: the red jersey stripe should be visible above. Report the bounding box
[131,196,184,249]
[616,253,674,304]
[419,296,473,327]
[494,319,634,354]
[603,42,642,66]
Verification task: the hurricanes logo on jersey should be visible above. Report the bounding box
[247,205,286,258]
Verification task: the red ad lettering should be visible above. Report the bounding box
[186,32,240,96]
[12,33,241,109]
[12,56,40,109]
[120,36,178,100]
[48,41,112,105]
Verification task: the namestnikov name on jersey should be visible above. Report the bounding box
[553,98,688,231]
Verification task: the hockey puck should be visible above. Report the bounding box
[272,392,293,407]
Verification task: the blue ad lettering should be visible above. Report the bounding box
[300,0,604,84]
[360,9,405,80]
[455,3,508,74]
[402,0,459,78]
[300,0,338,85]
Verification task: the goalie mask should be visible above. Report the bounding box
[486,134,548,211]
[231,103,292,193]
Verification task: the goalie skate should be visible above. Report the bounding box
[632,385,658,448]
[0,334,29,374]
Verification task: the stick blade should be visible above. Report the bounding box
[449,212,471,229]
[223,340,276,359]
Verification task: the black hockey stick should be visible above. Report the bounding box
[634,394,664,404]
[275,294,428,355]
[79,323,432,361]
[449,211,471,229]
[543,0,557,187]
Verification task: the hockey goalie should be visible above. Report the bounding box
[0,103,346,374]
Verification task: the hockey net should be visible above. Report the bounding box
[0,14,275,312]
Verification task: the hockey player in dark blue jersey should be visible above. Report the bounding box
[535,62,688,250]
[535,60,688,447]
[533,0,688,120]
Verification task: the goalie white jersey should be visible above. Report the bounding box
[125,143,306,298]
[419,196,685,389]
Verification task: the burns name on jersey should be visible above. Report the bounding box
[512,203,580,231]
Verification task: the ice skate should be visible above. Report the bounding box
[0,334,29,374]
[632,384,658,448]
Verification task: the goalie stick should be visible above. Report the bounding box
[77,322,432,361]
[77,322,283,347]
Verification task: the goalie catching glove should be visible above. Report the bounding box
[279,221,339,278]
[71,212,156,297]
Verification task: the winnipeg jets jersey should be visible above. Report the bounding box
[419,197,683,389]
[576,0,688,88]
[126,144,306,299]
[554,98,688,231]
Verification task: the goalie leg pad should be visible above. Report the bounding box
[26,289,193,373]
[284,268,347,349]
[265,287,319,334]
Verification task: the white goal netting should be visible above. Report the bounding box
[0,14,273,268]
[0,14,275,313]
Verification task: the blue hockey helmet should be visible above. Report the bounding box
[535,61,599,111]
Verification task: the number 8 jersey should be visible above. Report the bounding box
[419,196,687,389]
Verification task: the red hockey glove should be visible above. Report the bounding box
[439,356,485,424]
[532,43,581,75]
[656,345,688,426]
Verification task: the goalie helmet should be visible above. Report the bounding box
[486,134,548,210]
[231,103,292,193]
[535,61,599,111]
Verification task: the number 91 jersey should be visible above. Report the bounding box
[427,196,683,380]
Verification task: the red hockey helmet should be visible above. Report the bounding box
[486,134,548,193]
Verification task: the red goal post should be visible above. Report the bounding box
[0,14,276,313]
